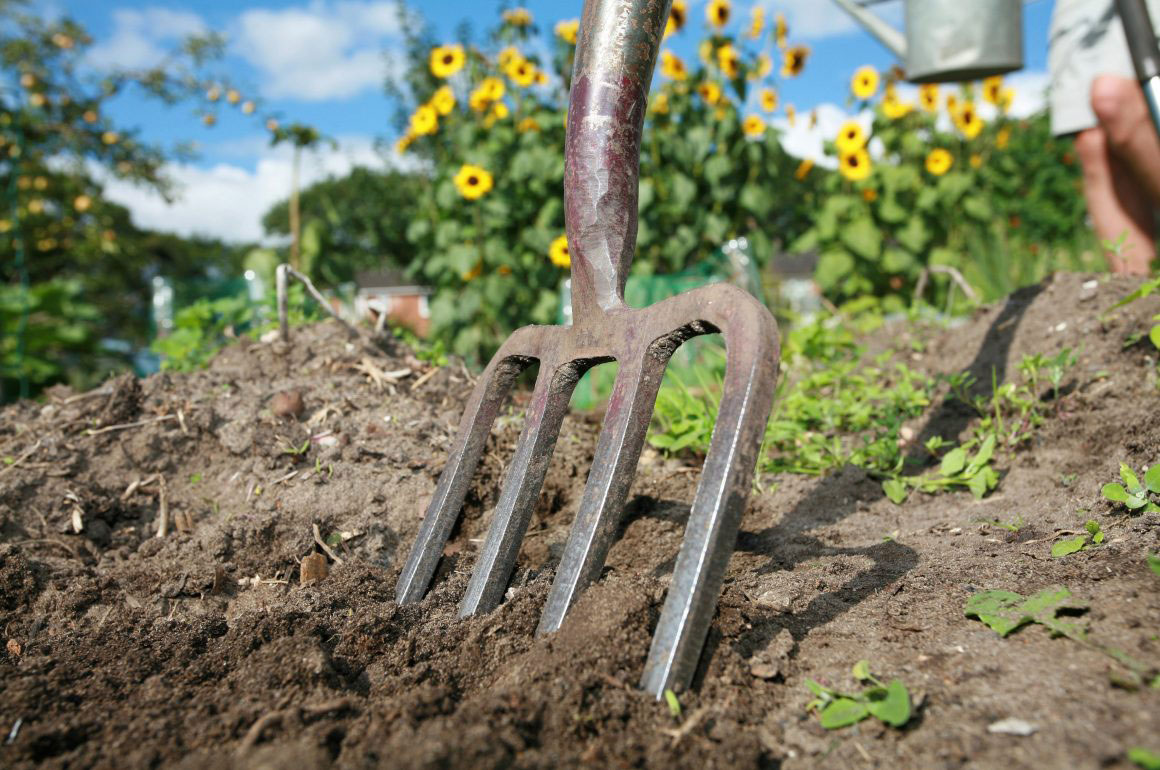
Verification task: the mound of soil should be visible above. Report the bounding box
[1,272,1158,769]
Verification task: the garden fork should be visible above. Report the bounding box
[395,0,780,697]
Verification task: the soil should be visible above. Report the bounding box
[1,271,1158,769]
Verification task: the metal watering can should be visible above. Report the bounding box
[831,0,1024,83]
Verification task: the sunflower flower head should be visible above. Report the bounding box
[717,44,741,79]
[998,87,1015,113]
[698,81,722,105]
[750,52,772,80]
[430,44,466,78]
[665,0,688,38]
[747,6,765,39]
[835,120,866,154]
[497,46,521,69]
[982,75,1003,105]
[430,85,456,116]
[661,50,688,80]
[410,104,438,136]
[882,87,911,119]
[919,83,939,112]
[502,7,533,27]
[996,126,1011,149]
[707,0,731,29]
[651,91,670,114]
[454,164,493,200]
[742,114,766,137]
[555,19,579,44]
[839,148,872,181]
[775,12,788,48]
[925,148,953,175]
[782,45,809,77]
[517,117,540,133]
[505,56,537,88]
[851,65,879,100]
[970,153,983,169]
[549,234,570,268]
[760,87,778,112]
[954,101,983,139]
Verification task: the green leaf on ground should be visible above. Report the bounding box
[851,660,871,681]
[1051,536,1087,558]
[663,689,681,719]
[883,478,908,504]
[1102,482,1129,502]
[820,698,869,729]
[940,447,966,476]
[1145,464,1160,494]
[964,586,1088,639]
[1129,747,1160,770]
[865,679,911,727]
[1147,553,1160,577]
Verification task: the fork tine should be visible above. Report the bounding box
[395,332,542,605]
[536,353,668,635]
[459,360,585,617]
[638,313,778,697]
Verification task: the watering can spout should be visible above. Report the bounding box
[832,0,906,59]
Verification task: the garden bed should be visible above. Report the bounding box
[0,272,1157,768]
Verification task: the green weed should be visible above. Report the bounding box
[804,660,911,729]
[1129,747,1160,770]
[977,515,1024,533]
[1102,463,1160,513]
[1147,553,1160,577]
[1106,276,1160,351]
[663,689,681,719]
[1051,519,1105,558]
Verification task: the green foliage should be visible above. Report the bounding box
[1102,463,1160,513]
[1051,519,1105,558]
[262,168,424,286]
[1129,747,1160,770]
[884,434,999,504]
[663,689,681,719]
[964,586,1088,639]
[804,660,911,729]
[0,277,100,397]
[1149,553,1160,577]
[1108,277,1160,351]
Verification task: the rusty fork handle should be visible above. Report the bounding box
[566,0,671,320]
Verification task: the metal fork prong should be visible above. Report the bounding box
[459,361,584,617]
[395,343,539,605]
[536,353,669,635]
[638,314,779,697]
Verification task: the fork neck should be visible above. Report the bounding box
[565,0,669,322]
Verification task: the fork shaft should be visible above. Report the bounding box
[460,361,584,617]
[537,352,668,634]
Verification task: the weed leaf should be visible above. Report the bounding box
[1144,464,1160,494]
[663,689,681,718]
[940,447,966,476]
[866,679,911,727]
[819,698,869,729]
[852,660,871,681]
[1129,746,1160,770]
[1102,483,1129,503]
[883,479,908,504]
[1150,324,1160,349]
[964,586,1088,638]
[968,435,996,472]
[803,679,832,698]
[1147,553,1160,577]
[1120,463,1142,492]
[1051,536,1087,558]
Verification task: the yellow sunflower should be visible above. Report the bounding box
[430,44,466,78]
[794,157,814,180]
[835,120,866,153]
[502,8,532,27]
[839,148,872,181]
[954,101,983,139]
[490,102,509,120]
[430,85,455,116]
[851,66,879,100]
[394,133,415,154]
[660,50,688,80]
[742,114,766,137]
[410,104,438,136]
[996,126,1011,149]
[970,154,983,169]
[919,83,939,112]
[786,103,796,126]
[747,6,765,39]
[925,148,953,175]
[782,46,809,77]
[699,39,714,65]
[549,235,570,268]
[505,56,537,88]
[750,52,772,80]
[469,88,490,112]
[998,87,1015,113]
[454,164,493,200]
[651,91,670,114]
[555,19,579,44]
[760,87,778,112]
[697,81,722,105]
[707,0,731,28]
[862,188,877,202]
[882,89,911,119]
[497,46,521,69]
[982,75,1003,105]
[517,117,540,133]
[775,12,788,49]
[717,44,741,79]
[667,0,687,35]
[946,92,959,114]
[480,77,505,102]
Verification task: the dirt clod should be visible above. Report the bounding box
[271,390,305,419]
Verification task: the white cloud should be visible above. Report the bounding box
[86,7,206,70]
[100,135,412,243]
[234,1,403,101]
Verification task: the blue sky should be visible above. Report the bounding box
[39,0,1057,243]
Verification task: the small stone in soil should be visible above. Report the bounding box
[300,552,329,585]
[272,390,306,419]
[987,717,1037,736]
